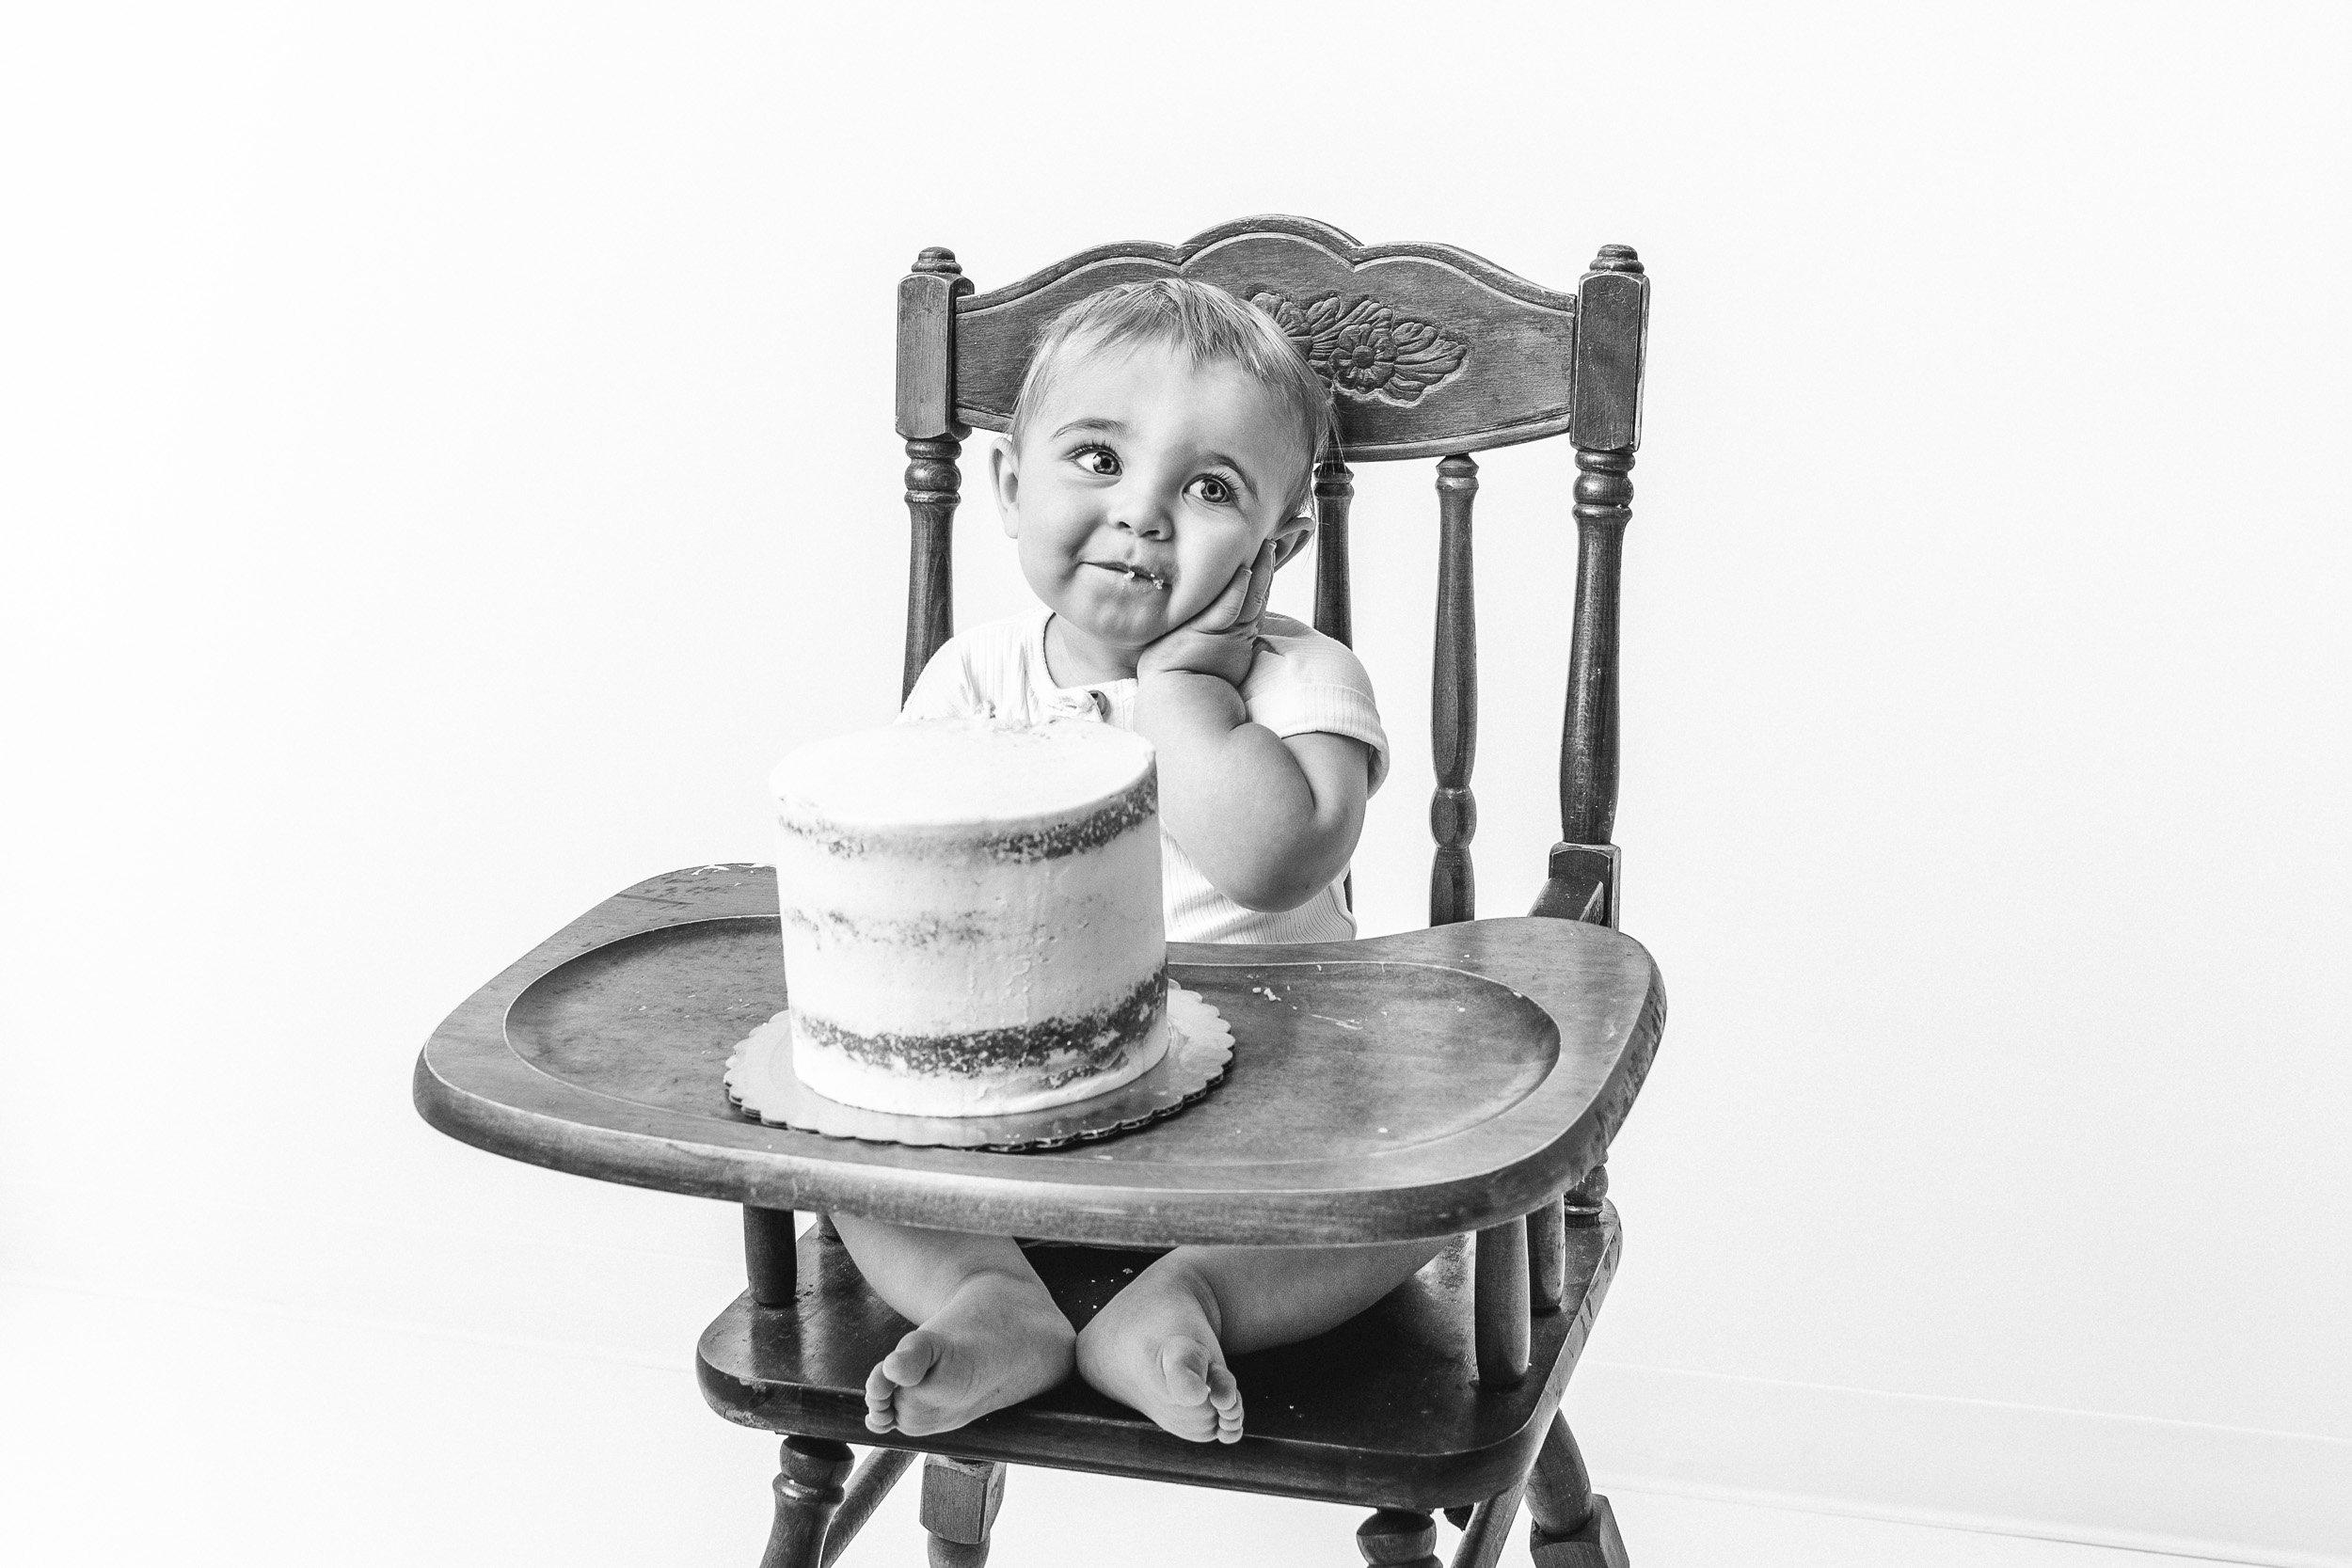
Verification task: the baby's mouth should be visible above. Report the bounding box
[1089,562,1170,592]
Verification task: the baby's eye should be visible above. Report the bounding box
[1190,473,1237,506]
[1073,446,1120,477]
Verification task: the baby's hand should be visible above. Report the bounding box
[1136,541,1276,689]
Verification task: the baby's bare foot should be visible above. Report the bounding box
[863,1272,1073,1437]
[1077,1275,1245,1443]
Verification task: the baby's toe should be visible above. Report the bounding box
[1206,1361,1240,1412]
[862,1366,900,1433]
[1211,1372,1244,1443]
[880,1328,944,1388]
[1158,1340,1215,1405]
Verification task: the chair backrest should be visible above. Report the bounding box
[893,215,1648,930]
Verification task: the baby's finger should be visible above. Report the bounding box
[1196,558,1255,633]
[1235,540,1278,626]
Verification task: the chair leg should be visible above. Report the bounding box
[1524,1414,1629,1568]
[758,1436,853,1568]
[1449,1479,1527,1568]
[819,1448,915,1568]
[919,1454,1006,1568]
[1358,1509,1441,1568]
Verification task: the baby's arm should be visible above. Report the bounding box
[898,639,987,721]
[1134,545,1370,912]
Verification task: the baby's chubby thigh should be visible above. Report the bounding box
[1150,1238,1448,1354]
[828,1213,1044,1316]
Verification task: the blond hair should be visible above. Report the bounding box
[1009,277,1333,514]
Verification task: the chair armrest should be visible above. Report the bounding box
[1531,842,1620,927]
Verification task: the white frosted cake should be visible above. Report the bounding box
[770,719,1168,1117]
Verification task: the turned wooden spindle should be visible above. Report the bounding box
[1474,1213,1531,1387]
[1561,447,1633,853]
[1527,1186,1567,1311]
[1431,453,1479,927]
[901,436,961,696]
[742,1205,799,1307]
[1313,453,1356,647]
[759,1436,854,1568]
[897,245,973,700]
[1357,1508,1442,1568]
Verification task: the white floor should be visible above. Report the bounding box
[0,1281,2217,1568]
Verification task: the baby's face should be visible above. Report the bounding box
[993,340,1308,657]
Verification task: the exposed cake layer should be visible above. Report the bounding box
[777,771,1155,863]
[774,817,1160,1038]
[770,718,1167,1117]
[791,970,1168,1117]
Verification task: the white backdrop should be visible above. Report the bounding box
[8,3,2349,1564]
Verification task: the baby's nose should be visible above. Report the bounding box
[1110,488,1175,538]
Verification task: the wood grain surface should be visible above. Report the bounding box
[698,1212,1621,1512]
[413,865,1664,1246]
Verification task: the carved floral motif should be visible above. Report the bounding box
[1248,290,1470,405]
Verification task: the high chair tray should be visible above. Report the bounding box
[413,864,1665,1247]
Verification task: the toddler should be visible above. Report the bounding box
[840,278,1442,1445]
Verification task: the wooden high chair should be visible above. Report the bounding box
[412,215,1661,1568]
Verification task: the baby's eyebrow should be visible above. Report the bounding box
[1200,451,1257,494]
[1051,418,1126,439]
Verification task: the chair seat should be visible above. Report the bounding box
[696,1211,1621,1513]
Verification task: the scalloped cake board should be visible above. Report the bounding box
[725,985,1232,1152]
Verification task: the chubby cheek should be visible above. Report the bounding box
[1164,578,1227,626]
[1013,529,1080,590]
[1171,536,1263,621]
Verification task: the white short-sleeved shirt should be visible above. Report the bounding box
[901,608,1389,943]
